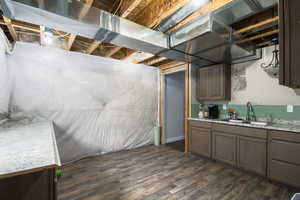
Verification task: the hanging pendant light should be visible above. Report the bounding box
[260,38,279,78]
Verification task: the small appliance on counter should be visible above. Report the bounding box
[208,104,219,119]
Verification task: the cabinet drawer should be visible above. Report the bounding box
[270,140,300,165]
[269,160,300,188]
[270,130,300,143]
[189,120,211,129]
[212,124,267,139]
[190,127,211,158]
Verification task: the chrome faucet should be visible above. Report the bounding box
[246,102,256,122]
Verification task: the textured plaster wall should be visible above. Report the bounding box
[192,46,300,105]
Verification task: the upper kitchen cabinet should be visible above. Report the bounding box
[279,0,300,88]
[197,64,231,101]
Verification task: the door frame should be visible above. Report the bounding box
[160,63,191,152]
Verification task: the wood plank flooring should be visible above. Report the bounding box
[166,140,185,152]
[58,145,296,200]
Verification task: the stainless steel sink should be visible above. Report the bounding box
[226,119,268,126]
[250,121,268,126]
[228,119,245,123]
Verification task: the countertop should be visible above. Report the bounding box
[0,122,61,179]
[188,118,300,133]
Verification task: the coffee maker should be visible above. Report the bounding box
[208,104,219,119]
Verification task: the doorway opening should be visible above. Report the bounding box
[164,71,185,152]
[160,64,190,153]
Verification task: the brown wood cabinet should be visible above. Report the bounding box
[212,124,267,175]
[268,130,300,188]
[212,131,237,165]
[189,119,300,188]
[189,121,212,158]
[237,136,267,176]
[279,0,300,88]
[0,169,57,200]
[197,64,231,101]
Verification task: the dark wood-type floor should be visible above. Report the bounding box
[166,140,185,152]
[58,145,296,200]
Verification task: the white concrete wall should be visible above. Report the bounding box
[192,46,300,105]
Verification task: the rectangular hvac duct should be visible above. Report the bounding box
[0,0,169,55]
[158,12,255,66]
[0,0,277,67]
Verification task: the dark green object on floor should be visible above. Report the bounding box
[56,169,62,177]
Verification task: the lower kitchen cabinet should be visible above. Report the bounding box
[237,136,267,176]
[189,119,300,188]
[212,131,237,165]
[269,130,300,188]
[212,124,267,175]
[0,169,57,200]
[189,125,211,158]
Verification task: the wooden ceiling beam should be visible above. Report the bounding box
[236,29,279,44]
[67,0,94,51]
[235,16,278,35]
[166,0,233,33]
[67,34,77,50]
[3,16,18,41]
[159,61,186,70]
[40,26,45,45]
[86,41,101,54]
[140,56,168,66]
[119,0,143,18]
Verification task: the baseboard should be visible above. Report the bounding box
[166,135,184,144]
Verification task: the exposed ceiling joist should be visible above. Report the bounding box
[67,34,77,50]
[104,46,122,57]
[236,29,279,44]
[86,41,101,54]
[86,0,143,55]
[235,16,278,35]
[67,0,94,51]
[166,0,233,33]
[107,0,189,58]
[118,0,144,18]
[40,26,45,44]
[134,0,189,28]
[3,16,18,41]
[159,60,185,70]
[140,56,168,66]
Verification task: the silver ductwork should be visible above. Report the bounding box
[0,0,277,67]
[0,0,168,55]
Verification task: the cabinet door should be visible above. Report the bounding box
[197,68,209,100]
[208,65,225,100]
[279,0,300,88]
[237,136,267,176]
[0,169,56,200]
[212,131,237,166]
[190,127,211,158]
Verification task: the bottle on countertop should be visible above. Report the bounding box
[198,104,203,118]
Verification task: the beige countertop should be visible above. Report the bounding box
[0,122,61,179]
[189,118,300,133]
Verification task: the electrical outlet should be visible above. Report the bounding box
[223,104,227,110]
[287,105,294,113]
